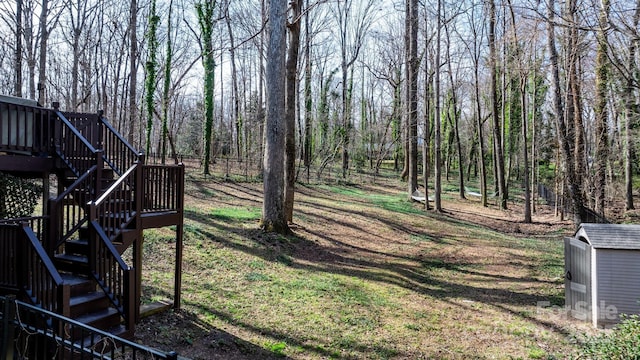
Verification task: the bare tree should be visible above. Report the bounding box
[331,0,379,179]
[488,0,507,210]
[261,0,289,233]
[594,0,610,216]
[284,0,302,222]
[406,0,419,199]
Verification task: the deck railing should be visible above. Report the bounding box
[0,224,69,315]
[100,115,142,176]
[3,296,178,360]
[0,99,55,154]
[87,219,135,332]
[92,163,137,242]
[141,164,185,214]
[54,110,103,179]
[48,166,98,253]
[0,216,47,245]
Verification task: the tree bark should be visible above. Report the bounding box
[624,2,640,211]
[594,0,610,216]
[406,0,419,200]
[434,0,442,212]
[37,0,49,105]
[547,0,584,224]
[15,0,23,97]
[261,0,289,234]
[284,0,302,223]
[128,0,138,145]
[488,0,507,210]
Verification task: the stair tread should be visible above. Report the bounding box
[75,307,120,325]
[69,291,107,306]
[55,253,88,263]
[60,273,91,285]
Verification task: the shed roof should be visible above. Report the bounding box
[575,223,640,250]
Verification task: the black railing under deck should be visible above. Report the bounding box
[2,296,178,359]
[0,216,48,244]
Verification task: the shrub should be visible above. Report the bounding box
[578,315,640,360]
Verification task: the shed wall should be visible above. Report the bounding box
[595,249,640,326]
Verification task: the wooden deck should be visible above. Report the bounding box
[0,96,185,338]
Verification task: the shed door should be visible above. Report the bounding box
[564,236,591,321]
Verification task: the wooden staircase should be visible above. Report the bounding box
[0,96,184,340]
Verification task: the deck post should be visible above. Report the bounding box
[1,295,16,360]
[174,163,185,311]
[134,160,144,322]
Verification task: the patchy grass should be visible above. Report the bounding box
[137,175,592,360]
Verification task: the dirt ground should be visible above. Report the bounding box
[134,169,605,359]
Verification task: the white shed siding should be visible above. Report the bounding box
[595,249,640,326]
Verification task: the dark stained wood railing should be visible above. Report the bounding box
[87,219,135,332]
[61,111,102,149]
[141,164,185,214]
[54,110,102,179]
[0,223,69,316]
[48,167,98,253]
[92,164,137,241]
[18,224,70,316]
[0,99,55,154]
[0,216,47,245]
[0,225,18,290]
[99,116,142,176]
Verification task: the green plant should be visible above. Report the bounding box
[578,315,640,359]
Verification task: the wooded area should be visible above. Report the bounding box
[1,0,638,230]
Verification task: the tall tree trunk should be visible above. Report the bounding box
[566,0,586,213]
[624,2,640,211]
[15,0,23,97]
[471,7,487,207]
[547,0,584,224]
[196,0,216,175]
[406,0,419,200]
[594,0,610,216]
[521,76,531,223]
[303,0,312,183]
[261,0,289,234]
[444,20,464,200]
[128,0,138,145]
[488,0,507,209]
[145,0,159,156]
[224,2,242,161]
[284,0,302,223]
[161,0,173,165]
[434,0,442,212]
[37,0,49,105]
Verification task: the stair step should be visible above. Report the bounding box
[75,307,122,330]
[65,239,89,256]
[69,307,123,339]
[55,253,89,273]
[69,292,110,318]
[61,273,96,297]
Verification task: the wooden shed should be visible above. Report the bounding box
[565,223,640,327]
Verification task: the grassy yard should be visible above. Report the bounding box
[135,173,593,359]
